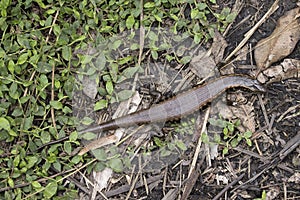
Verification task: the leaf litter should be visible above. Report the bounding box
[254,7,300,70]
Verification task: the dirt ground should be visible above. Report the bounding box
[141,1,300,199]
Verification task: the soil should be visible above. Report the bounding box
[140,1,300,200]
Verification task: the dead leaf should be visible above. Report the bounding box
[254,7,300,69]
[210,30,228,64]
[266,186,280,200]
[91,168,113,200]
[211,95,257,133]
[230,102,257,133]
[257,58,300,83]
[82,76,98,99]
[288,172,300,184]
[190,48,216,78]
[189,31,227,78]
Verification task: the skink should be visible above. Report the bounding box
[78,75,265,135]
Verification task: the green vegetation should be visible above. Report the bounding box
[203,117,253,155]
[0,0,236,198]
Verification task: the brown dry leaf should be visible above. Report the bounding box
[266,186,280,200]
[288,172,300,184]
[211,95,256,133]
[257,58,300,83]
[230,102,256,133]
[82,76,98,99]
[190,31,227,78]
[254,7,300,70]
[190,48,216,78]
[210,30,228,64]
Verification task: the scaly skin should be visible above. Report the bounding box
[78,75,265,154]
[79,75,265,134]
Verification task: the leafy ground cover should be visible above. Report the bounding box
[0,0,237,199]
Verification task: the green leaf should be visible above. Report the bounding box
[222,147,228,155]
[223,127,228,135]
[180,56,192,64]
[81,117,94,125]
[234,119,241,127]
[17,53,28,65]
[71,155,81,164]
[70,35,86,45]
[81,55,93,64]
[230,138,238,147]
[50,100,63,109]
[9,82,20,99]
[228,123,234,132]
[166,55,174,61]
[237,135,242,142]
[116,90,134,101]
[7,177,14,188]
[37,61,52,73]
[95,53,106,71]
[94,99,108,111]
[148,31,158,41]
[43,181,58,199]
[46,9,56,15]
[80,132,97,140]
[175,140,187,151]
[261,190,267,200]
[94,161,106,172]
[117,56,132,65]
[214,134,221,143]
[64,141,72,155]
[198,3,207,10]
[53,24,61,36]
[54,80,60,88]
[12,108,23,117]
[154,14,162,22]
[63,106,72,114]
[112,39,122,50]
[8,60,15,74]
[41,131,51,144]
[13,155,20,166]
[108,158,123,172]
[126,15,135,29]
[0,117,10,131]
[201,133,209,143]
[106,81,113,95]
[92,148,107,161]
[153,137,164,147]
[191,9,199,19]
[31,181,42,189]
[62,46,71,61]
[23,116,33,131]
[167,142,176,151]
[226,13,236,23]
[122,66,139,78]
[69,131,78,142]
[160,148,172,157]
[243,131,252,139]
[39,74,48,85]
[26,156,38,169]
[151,50,158,60]
[246,138,252,146]
[8,130,17,137]
[144,2,155,8]
[170,13,178,21]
